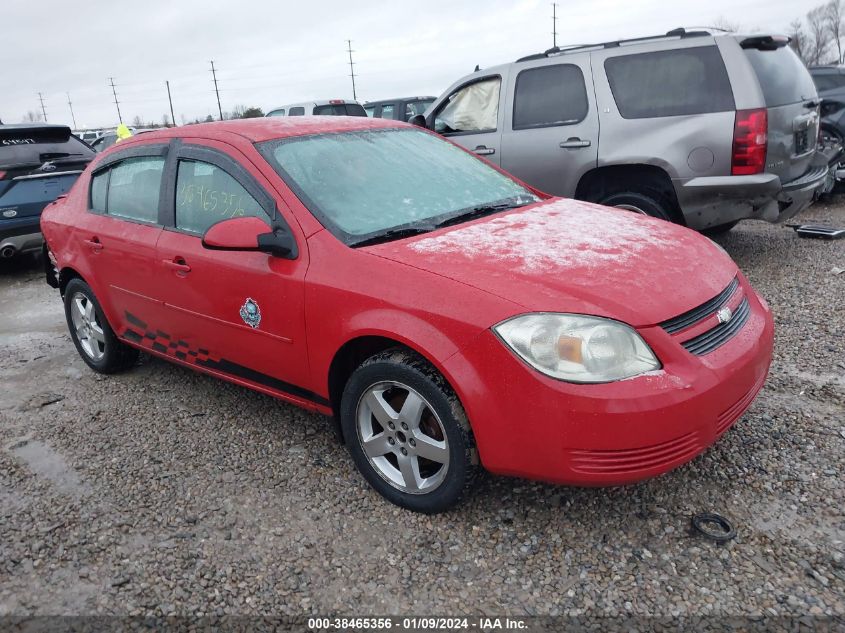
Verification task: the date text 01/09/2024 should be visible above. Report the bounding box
[306,616,528,630]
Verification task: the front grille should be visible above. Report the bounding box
[660,277,739,334]
[681,298,750,356]
[568,431,700,475]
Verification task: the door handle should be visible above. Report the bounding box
[83,237,103,252]
[473,145,496,156]
[559,138,592,149]
[162,257,191,274]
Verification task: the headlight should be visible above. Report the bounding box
[493,313,660,383]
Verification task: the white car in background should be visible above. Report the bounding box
[265,99,367,117]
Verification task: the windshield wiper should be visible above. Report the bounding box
[351,226,435,248]
[434,199,530,229]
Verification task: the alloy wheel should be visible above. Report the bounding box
[355,381,449,494]
[70,292,105,361]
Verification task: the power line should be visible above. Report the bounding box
[66,93,77,129]
[109,77,123,124]
[552,2,558,48]
[166,81,175,127]
[37,92,48,123]
[210,61,223,121]
[346,40,357,101]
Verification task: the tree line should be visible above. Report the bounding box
[788,0,845,66]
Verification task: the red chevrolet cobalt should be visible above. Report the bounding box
[41,118,773,513]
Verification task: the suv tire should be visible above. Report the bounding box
[64,278,139,374]
[340,348,478,513]
[599,191,673,222]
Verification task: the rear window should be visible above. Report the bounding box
[605,47,735,119]
[513,64,589,129]
[344,103,367,117]
[744,47,818,107]
[0,127,93,168]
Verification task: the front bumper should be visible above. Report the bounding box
[443,280,774,486]
[675,162,829,230]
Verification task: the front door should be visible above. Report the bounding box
[499,59,598,196]
[150,141,313,402]
[430,74,507,166]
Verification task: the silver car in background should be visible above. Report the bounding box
[416,29,824,233]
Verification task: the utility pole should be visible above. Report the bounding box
[552,2,558,48]
[37,93,48,123]
[166,81,175,127]
[346,40,357,101]
[210,61,223,121]
[109,77,123,124]
[66,93,77,129]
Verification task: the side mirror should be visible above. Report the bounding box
[202,216,297,259]
[408,114,427,129]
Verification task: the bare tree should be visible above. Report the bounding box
[131,115,144,128]
[788,19,808,62]
[807,4,834,65]
[827,0,844,63]
[22,110,43,122]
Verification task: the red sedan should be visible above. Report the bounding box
[40,117,774,513]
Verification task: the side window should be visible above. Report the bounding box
[175,159,268,235]
[90,170,108,212]
[513,64,589,130]
[380,103,396,120]
[434,77,501,135]
[289,107,305,116]
[405,99,433,120]
[604,47,735,119]
[106,157,164,223]
[364,105,375,117]
[267,108,285,117]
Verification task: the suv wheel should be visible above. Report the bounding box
[599,191,673,222]
[340,349,478,513]
[64,278,139,373]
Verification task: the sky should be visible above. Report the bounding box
[3,0,809,130]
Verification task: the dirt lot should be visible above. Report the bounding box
[0,198,843,622]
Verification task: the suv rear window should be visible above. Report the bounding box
[0,127,93,168]
[513,64,589,129]
[744,47,818,107]
[605,47,734,119]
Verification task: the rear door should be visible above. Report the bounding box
[429,74,507,165]
[0,127,93,231]
[739,40,820,182]
[499,58,598,196]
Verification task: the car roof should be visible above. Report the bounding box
[364,97,437,106]
[114,116,408,145]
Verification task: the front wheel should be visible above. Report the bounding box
[340,349,478,513]
[64,278,139,374]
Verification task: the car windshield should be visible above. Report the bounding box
[258,128,538,245]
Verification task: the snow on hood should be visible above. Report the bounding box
[369,198,738,327]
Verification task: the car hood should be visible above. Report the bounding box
[365,198,738,327]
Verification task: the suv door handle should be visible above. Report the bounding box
[473,145,496,156]
[559,138,592,149]
[162,257,191,274]
[83,237,103,252]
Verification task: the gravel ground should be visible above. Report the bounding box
[0,198,843,624]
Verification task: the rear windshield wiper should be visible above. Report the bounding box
[350,226,435,247]
[434,199,530,229]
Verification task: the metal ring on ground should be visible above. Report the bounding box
[691,513,736,543]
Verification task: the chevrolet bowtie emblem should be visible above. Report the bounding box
[717,307,733,324]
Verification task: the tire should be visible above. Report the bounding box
[702,220,739,236]
[64,278,139,374]
[599,191,674,222]
[340,348,478,513]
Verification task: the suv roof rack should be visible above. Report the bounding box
[515,27,712,62]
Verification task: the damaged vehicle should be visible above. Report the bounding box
[41,117,773,513]
[415,29,824,234]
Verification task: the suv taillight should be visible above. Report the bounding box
[732,108,768,175]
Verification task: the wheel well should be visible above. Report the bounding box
[574,164,684,225]
[59,267,84,296]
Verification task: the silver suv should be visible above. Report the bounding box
[416,29,825,232]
